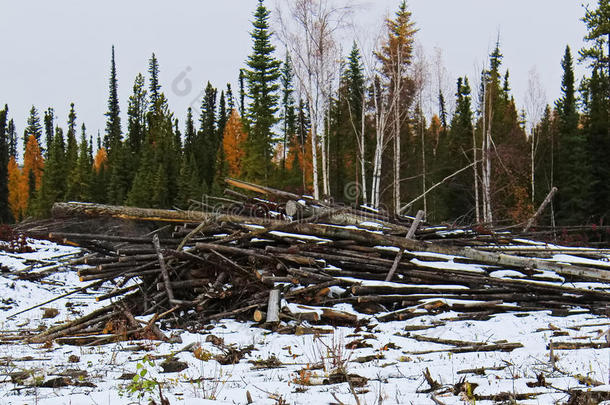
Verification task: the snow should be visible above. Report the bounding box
[0,239,608,404]
[552,253,610,268]
[410,258,487,273]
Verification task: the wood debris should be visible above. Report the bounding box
[12,178,610,346]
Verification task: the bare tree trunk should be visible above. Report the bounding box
[531,128,535,203]
[311,121,320,199]
[276,0,350,200]
[360,96,368,205]
[420,111,427,215]
[371,81,388,209]
[393,51,403,215]
[481,81,493,224]
[472,126,480,223]
[320,97,329,198]
[393,94,401,214]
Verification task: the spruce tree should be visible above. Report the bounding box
[198,82,218,190]
[126,73,148,157]
[104,46,122,152]
[0,107,12,223]
[218,91,228,138]
[438,91,448,130]
[66,103,78,175]
[67,124,91,202]
[107,140,131,205]
[43,108,54,157]
[581,0,610,221]
[148,53,161,107]
[183,107,196,158]
[226,84,235,112]
[444,77,475,221]
[174,119,182,152]
[176,153,201,208]
[64,103,79,200]
[34,126,66,216]
[24,106,43,153]
[239,69,246,118]
[582,68,609,219]
[128,94,179,208]
[7,119,17,159]
[555,46,590,224]
[243,0,281,183]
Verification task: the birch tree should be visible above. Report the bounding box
[276,0,352,200]
[525,66,546,203]
[374,1,417,213]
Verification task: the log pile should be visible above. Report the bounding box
[21,178,610,344]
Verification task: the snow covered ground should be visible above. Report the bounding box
[0,239,608,404]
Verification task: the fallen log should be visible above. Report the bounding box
[287,224,610,283]
[52,202,288,226]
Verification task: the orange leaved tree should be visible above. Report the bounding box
[222,110,248,178]
[7,156,27,221]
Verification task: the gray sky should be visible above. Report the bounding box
[1,1,590,158]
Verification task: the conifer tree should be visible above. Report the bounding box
[105,46,122,152]
[126,73,148,157]
[67,124,91,202]
[555,46,590,224]
[0,107,12,223]
[148,53,161,107]
[215,91,228,192]
[580,0,610,77]
[438,91,448,130]
[174,119,182,152]
[581,68,609,220]
[7,119,17,159]
[183,107,196,158]
[580,0,610,221]
[32,126,65,217]
[444,77,475,220]
[243,0,281,183]
[24,106,43,153]
[198,82,218,190]
[128,94,179,208]
[176,153,201,208]
[107,137,131,205]
[90,146,109,203]
[239,69,246,118]
[43,108,54,157]
[65,104,79,196]
[218,91,228,138]
[226,84,235,112]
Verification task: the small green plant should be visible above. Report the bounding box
[120,355,159,401]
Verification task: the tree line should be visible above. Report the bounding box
[0,0,608,228]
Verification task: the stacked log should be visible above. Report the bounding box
[22,179,610,344]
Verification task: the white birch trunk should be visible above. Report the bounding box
[473,126,480,223]
[371,83,386,209]
[311,120,320,200]
[393,52,403,215]
[360,95,368,205]
[531,128,535,203]
[483,89,493,224]
[420,112,427,215]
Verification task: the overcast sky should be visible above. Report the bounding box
[0,0,591,157]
